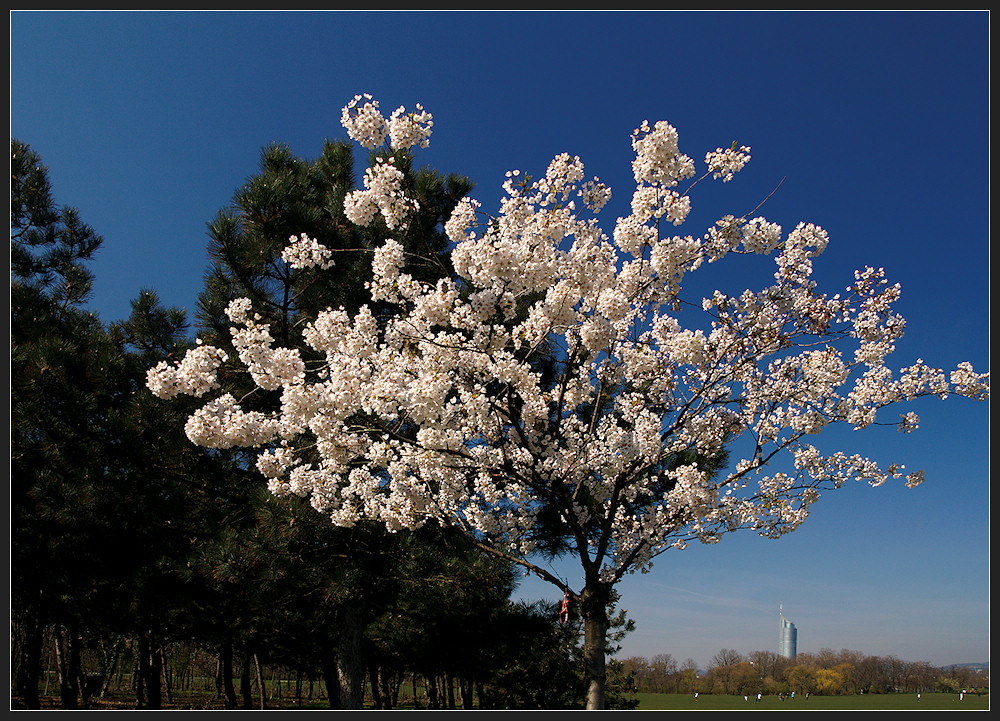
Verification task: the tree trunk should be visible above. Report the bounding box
[136,633,162,709]
[147,639,163,709]
[100,635,125,698]
[581,583,611,710]
[54,624,80,709]
[384,670,398,709]
[460,677,473,709]
[219,641,237,709]
[160,643,173,704]
[322,656,341,709]
[337,602,365,709]
[253,653,265,709]
[446,672,456,709]
[135,636,145,708]
[427,674,439,709]
[13,610,43,709]
[369,665,383,709]
[239,652,253,709]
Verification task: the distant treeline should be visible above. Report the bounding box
[620,648,989,696]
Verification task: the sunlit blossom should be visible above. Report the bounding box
[151,94,989,584]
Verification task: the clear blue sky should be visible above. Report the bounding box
[11,11,989,669]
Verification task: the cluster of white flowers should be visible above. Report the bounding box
[703,215,783,260]
[630,120,695,187]
[146,341,227,399]
[151,94,989,587]
[184,393,280,449]
[344,157,418,230]
[281,233,335,270]
[388,104,433,150]
[340,94,388,149]
[661,328,709,367]
[340,93,434,152]
[443,197,481,245]
[950,361,990,399]
[705,144,751,182]
[227,300,306,391]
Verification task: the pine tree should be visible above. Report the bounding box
[11,141,232,709]
[190,139,480,708]
[108,291,241,708]
[11,139,112,708]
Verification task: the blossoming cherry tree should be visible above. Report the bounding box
[148,94,989,709]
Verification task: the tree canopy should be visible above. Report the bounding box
[146,95,989,709]
[11,137,599,710]
[16,85,989,710]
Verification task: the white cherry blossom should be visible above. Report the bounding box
[150,95,989,710]
[153,96,988,570]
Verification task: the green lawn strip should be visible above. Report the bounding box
[634,692,989,711]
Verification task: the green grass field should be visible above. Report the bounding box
[634,692,989,711]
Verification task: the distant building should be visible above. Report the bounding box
[779,604,797,659]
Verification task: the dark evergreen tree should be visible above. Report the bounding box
[360,523,519,709]
[189,138,482,708]
[108,290,241,709]
[11,137,637,710]
[11,141,231,710]
[12,139,112,709]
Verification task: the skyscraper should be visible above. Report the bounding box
[779,604,797,659]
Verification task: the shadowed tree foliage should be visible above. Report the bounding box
[106,291,241,709]
[189,139,496,708]
[12,139,118,709]
[11,137,640,710]
[196,140,474,344]
[11,142,225,709]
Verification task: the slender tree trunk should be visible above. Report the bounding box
[253,653,265,709]
[369,665,383,709]
[100,635,125,698]
[54,624,80,709]
[581,582,611,710]
[14,610,43,709]
[135,633,163,710]
[427,674,439,709]
[239,652,253,709]
[382,670,396,709]
[446,672,456,709]
[322,656,341,709]
[161,643,173,704]
[135,636,146,709]
[337,602,365,709]
[23,621,42,709]
[460,677,473,709]
[147,638,164,709]
[220,641,237,709]
[69,626,86,708]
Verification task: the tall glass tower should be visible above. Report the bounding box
[779,604,797,659]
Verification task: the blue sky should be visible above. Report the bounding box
[11,11,989,669]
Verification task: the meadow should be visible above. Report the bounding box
[30,690,987,711]
[634,692,989,711]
